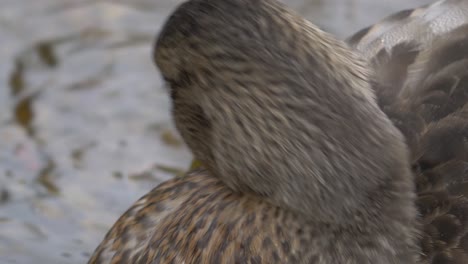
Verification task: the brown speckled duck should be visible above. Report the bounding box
[88,0,468,263]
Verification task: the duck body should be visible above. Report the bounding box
[89,0,468,263]
[89,171,414,263]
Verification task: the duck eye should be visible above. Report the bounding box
[160,76,178,99]
[162,76,173,85]
[170,86,178,100]
[162,76,177,90]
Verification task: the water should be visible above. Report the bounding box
[0,0,430,263]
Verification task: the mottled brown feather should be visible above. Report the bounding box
[89,170,318,263]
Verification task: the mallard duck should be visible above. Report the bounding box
[88,0,468,263]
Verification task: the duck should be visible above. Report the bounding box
[88,0,468,263]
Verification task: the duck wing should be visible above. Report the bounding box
[348,1,468,263]
[348,0,468,107]
[348,0,468,59]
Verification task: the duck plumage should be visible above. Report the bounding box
[89,0,468,263]
[348,2,468,262]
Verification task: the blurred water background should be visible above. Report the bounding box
[0,0,430,263]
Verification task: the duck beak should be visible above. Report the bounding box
[189,159,203,170]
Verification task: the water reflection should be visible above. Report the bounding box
[0,0,430,263]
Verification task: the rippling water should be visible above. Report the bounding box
[0,0,430,263]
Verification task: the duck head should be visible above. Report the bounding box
[154,0,416,225]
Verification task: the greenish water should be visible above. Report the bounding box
[0,0,430,263]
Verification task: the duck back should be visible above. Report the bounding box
[349,1,468,263]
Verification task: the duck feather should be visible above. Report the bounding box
[349,1,468,263]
